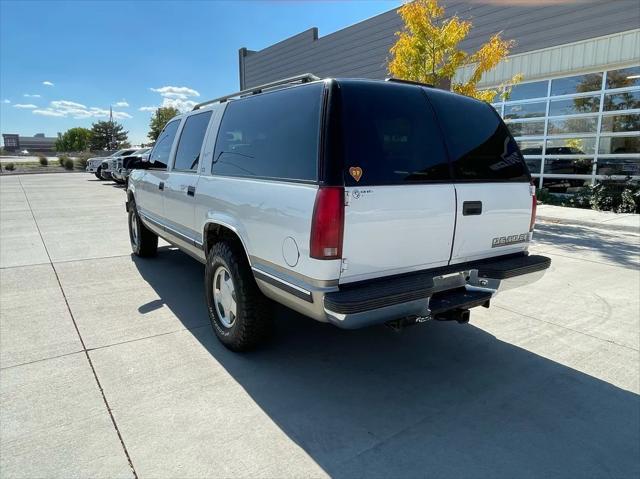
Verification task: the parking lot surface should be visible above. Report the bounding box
[1,173,639,478]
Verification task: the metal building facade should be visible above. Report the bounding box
[239,0,640,192]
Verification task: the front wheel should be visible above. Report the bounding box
[205,241,272,351]
[128,202,158,257]
[95,167,103,180]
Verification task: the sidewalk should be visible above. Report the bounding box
[537,204,640,233]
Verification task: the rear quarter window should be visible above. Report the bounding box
[212,83,323,181]
[425,89,530,182]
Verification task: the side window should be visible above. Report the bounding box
[426,89,530,182]
[149,120,180,170]
[173,111,212,171]
[212,83,322,181]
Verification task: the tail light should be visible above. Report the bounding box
[310,187,344,260]
[530,182,537,232]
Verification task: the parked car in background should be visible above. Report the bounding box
[113,148,151,184]
[86,149,136,179]
[127,75,551,352]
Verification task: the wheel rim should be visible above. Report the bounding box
[213,266,237,328]
[130,212,139,249]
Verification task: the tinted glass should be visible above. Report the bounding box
[601,114,640,133]
[149,120,180,169]
[174,111,212,171]
[506,120,545,137]
[604,91,640,111]
[598,136,640,154]
[426,88,529,181]
[504,101,546,119]
[596,158,640,176]
[606,66,640,89]
[337,81,449,185]
[548,96,599,116]
[548,117,598,135]
[518,140,544,155]
[525,159,541,174]
[544,158,593,175]
[551,73,602,96]
[546,138,596,155]
[213,83,322,181]
[507,81,547,101]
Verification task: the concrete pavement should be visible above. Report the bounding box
[1,173,639,478]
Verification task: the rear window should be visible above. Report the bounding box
[337,81,450,186]
[425,89,530,182]
[212,83,323,181]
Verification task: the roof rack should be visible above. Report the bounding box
[193,73,321,110]
[385,77,434,88]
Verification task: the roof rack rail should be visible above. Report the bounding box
[193,73,321,111]
[385,77,434,88]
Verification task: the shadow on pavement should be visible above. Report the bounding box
[534,222,639,268]
[133,248,640,478]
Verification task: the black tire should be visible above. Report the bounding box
[205,241,272,351]
[95,167,103,180]
[128,201,158,257]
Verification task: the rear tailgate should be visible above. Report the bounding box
[423,87,534,264]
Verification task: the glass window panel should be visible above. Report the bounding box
[606,66,640,89]
[524,159,541,174]
[549,96,600,116]
[546,138,597,155]
[601,114,640,133]
[551,73,602,96]
[506,81,548,101]
[547,117,598,135]
[604,91,640,111]
[518,140,544,155]
[544,157,593,175]
[598,135,640,154]
[504,101,546,119]
[506,120,545,137]
[173,111,212,171]
[542,177,591,193]
[596,158,640,176]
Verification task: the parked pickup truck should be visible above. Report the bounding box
[86,149,137,180]
[126,74,551,351]
[112,148,151,184]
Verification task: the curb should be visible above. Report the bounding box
[537,215,640,234]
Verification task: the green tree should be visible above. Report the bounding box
[148,107,180,141]
[388,0,522,101]
[55,127,92,152]
[90,121,129,150]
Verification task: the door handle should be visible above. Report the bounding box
[462,201,482,216]
[158,182,164,191]
[187,186,196,197]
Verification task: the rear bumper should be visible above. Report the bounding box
[322,253,551,329]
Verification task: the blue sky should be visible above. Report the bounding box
[0,0,399,145]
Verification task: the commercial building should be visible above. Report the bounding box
[239,0,640,192]
[2,133,57,153]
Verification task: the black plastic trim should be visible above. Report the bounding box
[477,254,551,279]
[253,269,313,303]
[429,289,492,314]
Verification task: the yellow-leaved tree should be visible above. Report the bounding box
[388,0,522,102]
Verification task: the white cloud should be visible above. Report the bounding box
[161,97,197,111]
[114,100,129,107]
[138,106,157,112]
[43,81,54,86]
[3,99,10,104]
[33,109,65,117]
[14,103,38,109]
[32,99,132,120]
[24,93,41,98]
[150,86,200,100]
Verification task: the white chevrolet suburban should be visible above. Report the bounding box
[126,74,551,351]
